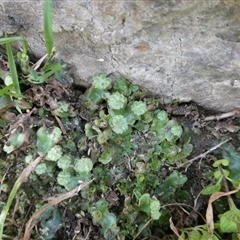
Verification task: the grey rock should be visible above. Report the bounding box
[1,0,240,111]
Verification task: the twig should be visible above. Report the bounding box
[23,179,94,240]
[176,138,230,169]
[52,112,67,135]
[32,53,48,70]
[133,218,152,240]
[204,110,240,121]
[84,227,91,240]
[162,203,206,223]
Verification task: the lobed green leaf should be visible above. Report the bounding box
[92,74,111,89]
[74,157,93,173]
[107,92,127,110]
[109,115,128,134]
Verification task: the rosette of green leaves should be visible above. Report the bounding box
[150,111,182,143]
[74,157,93,175]
[45,145,63,161]
[164,120,183,142]
[130,101,147,117]
[134,121,150,133]
[168,141,193,162]
[142,111,154,123]
[155,171,187,203]
[108,106,136,126]
[57,171,84,191]
[91,116,112,144]
[96,129,112,144]
[85,123,97,139]
[38,207,62,240]
[113,77,131,96]
[84,113,112,144]
[137,194,161,220]
[98,145,115,164]
[150,110,168,141]
[36,126,62,156]
[82,88,106,110]
[35,163,48,175]
[90,199,119,238]
[57,171,72,190]
[57,155,74,170]
[92,74,111,90]
[159,141,181,161]
[53,101,74,118]
[3,129,30,153]
[56,157,93,191]
[81,74,111,110]
[129,85,147,100]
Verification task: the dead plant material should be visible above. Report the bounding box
[169,217,184,240]
[0,55,9,76]
[0,111,16,122]
[52,112,67,135]
[32,53,48,71]
[3,109,35,135]
[14,155,43,190]
[204,109,240,121]
[166,103,199,119]
[2,109,36,152]
[45,77,72,97]
[206,184,240,239]
[133,218,152,240]
[25,77,73,109]
[22,179,95,240]
[214,118,240,133]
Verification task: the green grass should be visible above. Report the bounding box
[5,39,22,98]
[44,0,53,57]
[0,0,56,98]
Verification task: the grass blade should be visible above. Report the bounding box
[44,0,53,57]
[0,84,18,98]
[0,36,24,44]
[5,42,22,98]
[0,36,28,54]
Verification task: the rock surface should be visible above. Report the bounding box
[1,0,240,111]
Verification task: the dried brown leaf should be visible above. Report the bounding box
[0,111,16,122]
[169,217,184,240]
[206,184,240,238]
